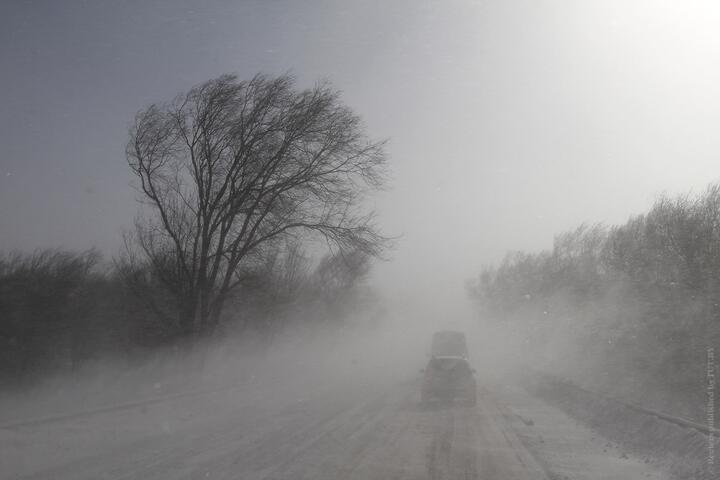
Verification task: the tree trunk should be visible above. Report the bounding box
[179,297,198,337]
[206,295,226,334]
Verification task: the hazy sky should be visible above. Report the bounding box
[2,0,720,298]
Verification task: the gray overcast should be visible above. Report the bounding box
[4,0,720,298]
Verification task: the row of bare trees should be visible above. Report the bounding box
[0,250,102,381]
[0,72,389,383]
[0,246,373,383]
[467,184,720,420]
[469,184,720,311]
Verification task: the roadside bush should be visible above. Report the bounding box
[468,183,720,421]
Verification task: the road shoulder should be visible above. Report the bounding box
[483,376,671,480]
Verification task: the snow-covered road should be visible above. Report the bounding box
[1,370,668,480]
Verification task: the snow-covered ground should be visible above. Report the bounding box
[1,359,669,479]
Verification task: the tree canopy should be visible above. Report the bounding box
[126,73,388,335]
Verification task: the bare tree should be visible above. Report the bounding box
[126,73,388,336]
[0,249,100,378]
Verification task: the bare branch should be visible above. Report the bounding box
[126,73,389,334]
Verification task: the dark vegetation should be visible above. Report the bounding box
[0,73,387,386]
[467,184,720,421]
[0,246,376,385]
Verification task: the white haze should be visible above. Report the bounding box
[3,0,720,300]
[2,2,720,478]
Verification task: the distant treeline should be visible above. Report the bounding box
[467,183,720,421]
[0,245,376,384]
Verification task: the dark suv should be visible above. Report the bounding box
[431,330,469,358]
[421,356,477,405]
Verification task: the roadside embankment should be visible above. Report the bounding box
[521,371,716,480]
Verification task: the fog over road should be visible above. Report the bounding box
[2,366,665,480]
